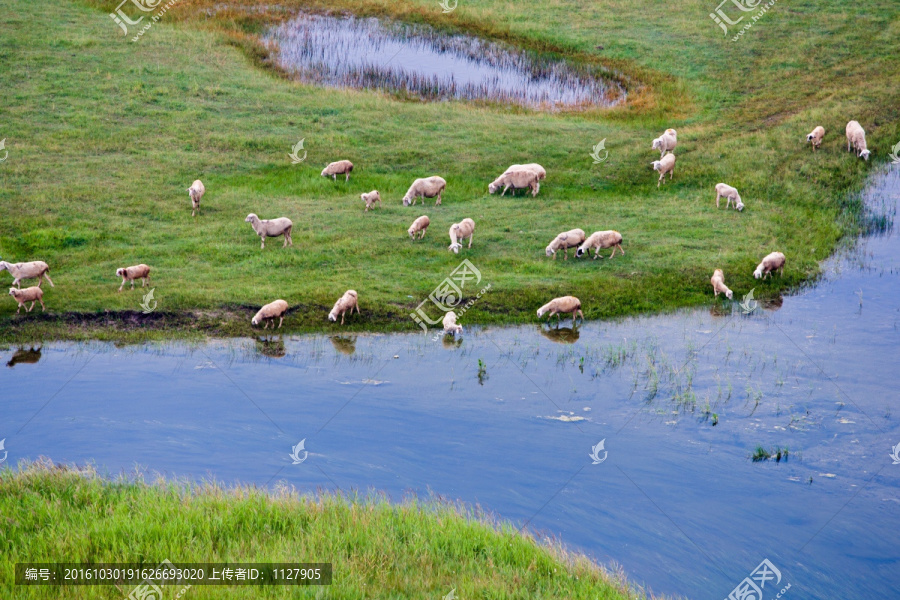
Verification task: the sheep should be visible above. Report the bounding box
[488,168,541,197]
[753,252,786,279]
[714,183,744,211]
[448,218,475,254]
[806,126,825,151]
[537,296,584,325]
[408,215,430,240]
[244,214,293,249]
[252,299,289,329]
[116,264,151,291]
[8,286,45,313]
[651,153,676,188]
[360,190,381,212]
[321,160,354,182]
[845,121,871,160]
[187,179,205,217]
[328,290,359,325]
[545,228,586,260]
[503,163,546,181]
[0,260,54,288]
[442,311,463,335]
[651,128,677,158]
[576,230,624,260]
[402,176,446,206]
[710,269,733,300]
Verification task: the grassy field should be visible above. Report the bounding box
[0,463,652,599]
[0,0,897,340]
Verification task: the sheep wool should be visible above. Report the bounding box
[252,299,289,329]
[0,260,54,288]
[245,214,293,249]
[537,296,584,325]
[9,286,45,313]
[576,230,624,260]
[545,229,586,260]
[402,176,447,206]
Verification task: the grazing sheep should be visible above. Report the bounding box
[537,296,584,325]
[8,286,45,313]
[488,169,541,197]
[576,230,624,260]
[244,214,293,249]
[402,176,447,206]
[710,269,733,300]
[753,252,786,279]
[503,163,546,181]
[442,311,463,335]
[328,290,359,325]
[714,183,744,211]
[651,153,676,188]
[115,264,151,291]
[545,228,586,260]
[806,126,825,151]
[845,121,871,160]
[408,215,430,240]
[0,260,54,288]
[187,179,205,217]
[360,190,381,212]
[321,160,354,182]
[448,218,475,254]
[651,129,677,158]
[252,299,289,329]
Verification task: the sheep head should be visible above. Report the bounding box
[0,261,8,272]
[488,181,501,194]
[651,138,662,151]
[448,243,462,254]
[651,160,661,171]
[8,287,15,297]
[115,268,124,277]
[328,313,338,322]
[402,195,412,207]
[245,214,258,224]
[536,306,547,317]
[753,266,764,279]
[545,246,555,257]
[860,149,871,161]
[575,247,587,258]
[725,289,734,300]
[735,199,745,211]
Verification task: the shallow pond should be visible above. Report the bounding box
[3,169,899,599]
[265,12,624,109]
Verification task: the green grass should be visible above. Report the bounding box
[0,463,652,599]
[0,0,897,341]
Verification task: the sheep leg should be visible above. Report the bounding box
[39,298,45,312]
[617,244,625,256]
[657,174,663,188]
[26,301,34,313]
[15,303,22,314]
[13,278,21,288]
[340,312,345,325]
[435,191,442,206]
[278,316,284,328]
[345,173,350,182]
[355,303,360,315]
[716,193,721,208]
[468,234,473,249]
[119,278,126,292]
[609,247,617,259]
[669,169,674,180]
[332,174,337,181]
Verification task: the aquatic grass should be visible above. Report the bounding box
[751,445,790,463]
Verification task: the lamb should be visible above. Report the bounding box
[8,286,45,313]
[448,218,475,254]
[845,121,871,160]
[251,299,289,329]
[714,183,744,211]
[651,128,677,158]
[328,290,359,325]
[116,264,151,291]
[244,214,293,249]
[545,228,586,260]
[537,296,584,325]
[806,126,825,151]
[360,190,381,212]
[187,179,205,217]
[753,252,786,279]
[321,160,354,182]
[0,260,54,288]
[408,215,430,240]
[710,269,733,300]
[651,153,676,188]
[402,176,447,206]
[442,311,463,335]
[488,168,541,197]
[503,163,546,181]
[575,230,624,259]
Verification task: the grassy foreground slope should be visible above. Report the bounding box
[0,465,649,599]
[0,0,897,337]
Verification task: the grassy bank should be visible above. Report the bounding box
[0,463,652,599]
[0,0,897,341]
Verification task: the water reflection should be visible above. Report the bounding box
[6,346,42,367]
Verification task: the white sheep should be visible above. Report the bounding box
[116,264,151,291]
[0,260,54,288]
[187,179,205,217]
[245,214,293,249]
[321,160,354,182]
[845,121,870,160]
[576,230,624,259]
[651,128,677,158]
[403,176,447,206]
[442,311,463,335]
[753,252,786,279]
[710,269,733,300]
[806,126,825,151]
[545,228,586,260]
[408,215,430,240]
[448,218,475,254]
[252,299,289,329]
[503,163,546,181]
[328,290,359,325]
[714,183,744,211]
[9,286,45,313]
[651,153,676,188]
[488,169,541,197]
[537,296,584,325]
[360,190,381,212]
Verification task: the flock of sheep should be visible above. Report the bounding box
[1,118,873,333]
